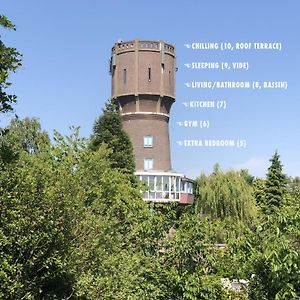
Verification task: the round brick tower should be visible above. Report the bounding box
[110,40,176,172]
[109,39,193,204]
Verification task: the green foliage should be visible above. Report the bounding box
[240,169,255,185]
[225,204,300,299]
[0,15,22,113]
[252,178,266,208]
[1,118,166,299]
[58,130,154,299]
[0,117,50,163]
[195,165,257,226]
[264,151,287,212]
[0,135,75,298]
[1,117,300,299]
[90,98,136,175]
[0,16,16,29]
[158,213,248,299]
[287,176,300,201]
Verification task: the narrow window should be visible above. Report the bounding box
[144,135,153,148]
[123,68,126,84]
[144,158,153,170]
[148,67,151,82]
[169,71,171,85]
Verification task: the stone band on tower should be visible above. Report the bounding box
[110,40,193,204]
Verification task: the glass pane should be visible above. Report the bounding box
[149,175,155,190]
[176,178,180,192]
[164,192,170,199]
[162,176,169,191]
[141,175,148,185]
[181,181,186,192]
[156,176,162,191]
[171,177,176,191]
[149,192,155,199]
[144,158,153,170]
[156,192,163,199]
[144,135,153,147]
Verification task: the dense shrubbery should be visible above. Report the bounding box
[1,117,299,299]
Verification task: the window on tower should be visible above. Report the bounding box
[143,135,153,148]
[148,67,151,82]
[123,68,126,84]
[144,158,153,170]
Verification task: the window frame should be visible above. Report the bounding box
[143,135,153,148]
[144,158,154,170]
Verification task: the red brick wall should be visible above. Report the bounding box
[111,40,176,171]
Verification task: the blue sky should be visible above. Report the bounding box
[1,0,300,178]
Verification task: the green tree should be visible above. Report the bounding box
[59,128,165,299]
[90,98,136,175]
[195,165,257,226]
[287,176,300,199]
[0,15,22,114]
[0,119,168,299]
[158,213,248,299]
[0,126,75,299]
[0,117,50,163]
[264,151,287,212]
[252,178,266,208]
[227,206,300,300]
[240,168,255,185]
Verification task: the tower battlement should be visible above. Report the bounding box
[110,40,176,101]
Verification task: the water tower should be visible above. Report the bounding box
[110,39,193,204]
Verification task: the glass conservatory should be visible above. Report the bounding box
[136,171,194,204]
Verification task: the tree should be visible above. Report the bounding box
[240,168,255,185]
[0,119,169,299]
[0,15,22,114]
[0,117,50,163]
[252,178,266,208]
[287,176,300,199]
[227,205,300,300]
[0,125,75,299]
[264,151,287,212]
[69,145,155,299]
[90,98,136,175]
[1,123,144,298]
[195,165,257,226]
[157,213,248,300]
